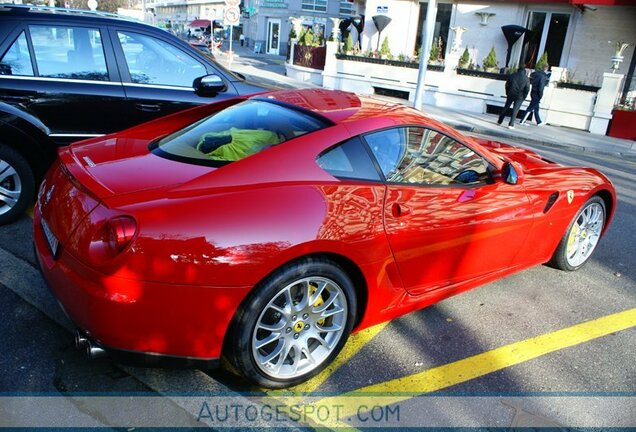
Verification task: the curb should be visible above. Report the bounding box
[447,122,636,162]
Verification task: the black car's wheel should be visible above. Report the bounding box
[0,145,34,225]
[550,196,606,271]
[225,258,357,388]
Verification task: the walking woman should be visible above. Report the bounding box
[521,63,549,126]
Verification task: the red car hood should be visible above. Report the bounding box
[60,136,213,199]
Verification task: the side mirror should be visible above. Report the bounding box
[193,74,227,96]
[502,161,524,185]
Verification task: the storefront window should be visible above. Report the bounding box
[415,3,453,60]
[301,0,327,12]
[339,1,354,17]
[521,11,570,69]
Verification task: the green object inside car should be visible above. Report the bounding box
[196,127,281,161]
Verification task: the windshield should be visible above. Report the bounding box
[151,99,327,167]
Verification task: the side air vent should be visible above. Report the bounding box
[543,192,560,213]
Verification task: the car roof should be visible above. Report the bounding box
[258,89,430,125]
[0,4,154,29]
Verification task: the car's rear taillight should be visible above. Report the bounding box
[88,216,137,263]
[109,217,137,252]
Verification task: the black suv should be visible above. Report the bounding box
[0,4,263,224]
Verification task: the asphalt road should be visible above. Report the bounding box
[0,136,634,428]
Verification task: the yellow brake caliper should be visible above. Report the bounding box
[310,283,326,326]
[567,224,579,255]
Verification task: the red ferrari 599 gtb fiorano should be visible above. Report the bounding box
[34,89,616,388]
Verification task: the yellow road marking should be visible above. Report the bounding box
[305,307,636,428]
[26,204,34,219]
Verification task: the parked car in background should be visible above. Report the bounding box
[34,88,615,388]
[0,4,263,224]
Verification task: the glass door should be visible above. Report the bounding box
[266,19,280,55]
[521,11,570,69]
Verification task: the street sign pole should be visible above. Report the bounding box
[229,25,233,69]
[224,1,240,70]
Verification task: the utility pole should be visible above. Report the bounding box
[413,0,437,111]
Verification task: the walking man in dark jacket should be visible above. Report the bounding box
[497,68,530,129]
[520,64,549,126]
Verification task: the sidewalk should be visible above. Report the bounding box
[418,104,636,161]
[217,43,317,90]
[217,44,636,161]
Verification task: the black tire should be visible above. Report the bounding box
[224,258,357,389]
[0,145,35,225]
[550,196,606,271]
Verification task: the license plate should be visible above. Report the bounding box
[41,218,59,258]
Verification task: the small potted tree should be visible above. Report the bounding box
[458,47,470,69]
[482,46,498,73]
[535,51,549,71]
[428,37,442,65]
[379,36,392,60]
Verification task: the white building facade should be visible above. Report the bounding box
[242,0,366,55]
[358,0,635,87]
[287,0,636,134]
[146,0,226,27]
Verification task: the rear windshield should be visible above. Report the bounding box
[151,99,327,167]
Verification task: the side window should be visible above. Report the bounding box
[366,127,489,186]
[118,32,206,87]
[364,128,406,178]
[29,25,108,81]
[317,138,381,181]
[0,32,34,76]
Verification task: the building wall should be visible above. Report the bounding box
[359,0,420,55]
[565,6,636,87]
[244,0,349,55]
[151,0,225,24]
[452,2,526,69]
[358,1,529,66]
[356,1,635,87]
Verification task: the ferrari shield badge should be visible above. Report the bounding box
[567,190,574,204]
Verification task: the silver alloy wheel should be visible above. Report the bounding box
[566,202,604,267]
[252,276,348,379]
[0,158,22,216]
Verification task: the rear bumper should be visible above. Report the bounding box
[75,328,221,369]
[34,205,252,361]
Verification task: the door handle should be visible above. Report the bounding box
[135,103,161,112]
[391,203,411,217]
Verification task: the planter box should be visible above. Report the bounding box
[456,68,508,81]
[555,82,601,93]
[608,109,636,140]
[335,54,443,71]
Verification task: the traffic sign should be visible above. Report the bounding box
[225,0,240,6]
[224,6,240,26]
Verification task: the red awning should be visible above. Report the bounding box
[189,19,211,28]
[570,0,636,4]
[496,0,634,4]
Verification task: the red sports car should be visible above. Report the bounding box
[34,89,616,388]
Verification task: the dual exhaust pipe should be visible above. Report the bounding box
[74,331,106,359]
